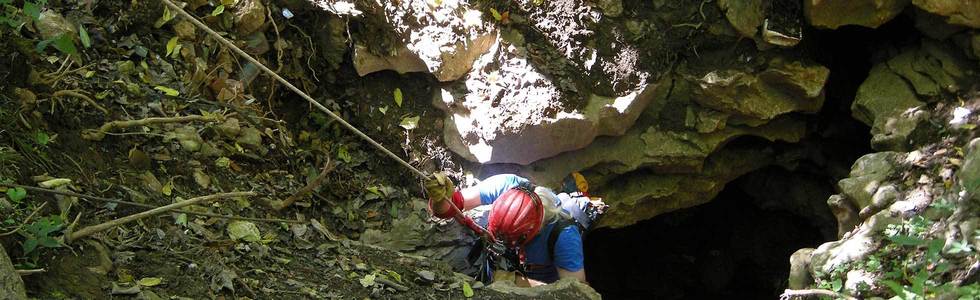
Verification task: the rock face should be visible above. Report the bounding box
[804,0,911,29]
[852,40,972,151]
[913,0,980,28]
[0,245,27,300]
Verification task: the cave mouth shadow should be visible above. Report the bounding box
[583,166,836,299]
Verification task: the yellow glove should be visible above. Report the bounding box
[425,172,455,204]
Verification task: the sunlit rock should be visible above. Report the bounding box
[913,0,980,28]
[804,0,910,29]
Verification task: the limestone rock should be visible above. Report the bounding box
[852,64,925,151]
[488,277,601,300]
[351,1,496,82]
[1,245,27,300]
[804,0,911,29]
[353,44,428,76]
[436,41,658,165]
[788,248,815,289]
[852,41,973,151]
[692,59,829,121]
[913,0,980,28]
[961,138,980,198]
[809,210,899,275]
[718,0,765,38]
[838,152,903,211]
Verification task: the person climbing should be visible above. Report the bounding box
[424,173,606,287]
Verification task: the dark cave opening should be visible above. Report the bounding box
[582,13,926,300]
[583,167,833,299]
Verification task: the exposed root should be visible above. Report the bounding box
[780,289,857,300]
[15,269,46,276]
[269,158,334,211]
[67,191,255,243]
[81,114,222,141]
[52,90,109,115]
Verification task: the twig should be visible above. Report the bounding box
[52,90,109,115]
[780,289,857,300]
[16,269,46,276]
[0,183,302,224]
[0,202,48,236]
[67,191,255,242]
[270,158,334,211]
[376,277,409,292]
[81,114,222,141]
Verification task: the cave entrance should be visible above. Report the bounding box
[583,166,837,299]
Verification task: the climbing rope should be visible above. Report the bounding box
[158,0,430,180]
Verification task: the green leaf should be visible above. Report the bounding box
[79,25,91,48]
[399,116,420,130]
[52,33,78,56]
[387,270,402,283]
[38,236,60,248]
[22,238,38,254]
[462,281,474,298]
[165,36,179,57]
[23,1,41,21]
[35,39,53,53]
[35,131,49,146]
[887,235,926,246]
[212,5,225,16]
[154,7,174,28]
[393,88,403,107]
[490,8,502,21]
[154,86,180,96]
[337,145,352,163]
[6,187,26,203]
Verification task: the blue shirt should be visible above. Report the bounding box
[476,174,585,283]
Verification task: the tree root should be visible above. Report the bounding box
[268,158,334,211]
[780,289,857,300]
[67,191,255,243]
[52,90,109,115]
[81,114,222,141]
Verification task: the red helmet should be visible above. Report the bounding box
[487,187,545,247]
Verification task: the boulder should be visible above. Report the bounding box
[718,0,765,38]
[837,152,904,211]
[788,248,815,289]
[853,41,973,151]
[350,0,497,82]
[804,0,911,29]
[961,138,980,198]
[809,210,899,275]
[1,245,27,300]
[913,0,980,28]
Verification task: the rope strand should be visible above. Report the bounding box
[158,0,430,180]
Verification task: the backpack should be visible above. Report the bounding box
[546,192,606,261]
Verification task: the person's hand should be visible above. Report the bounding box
[425,172,455,204]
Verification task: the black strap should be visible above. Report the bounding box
[547,217,583,262]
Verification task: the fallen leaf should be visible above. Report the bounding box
[154,86,179,96]
[212,5,225,16]
[166,36,179,57]
[393,88,403,107]
[161,179,173,196]
[416,270,435,282]
[228,221,261,242]
[138,277,163,287]
[79,25,91,48]
[359,274,376,288]
[462,281,474,298]
[399,116,420,130]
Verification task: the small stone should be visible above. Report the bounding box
[237,127,262,147]
[416,270,436,282]
[174,20,196,40]
[193,168,211,188]
[234,0,266,35]
[218,118,242,137]
[110,282,141,295]
[174,126,203,152]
